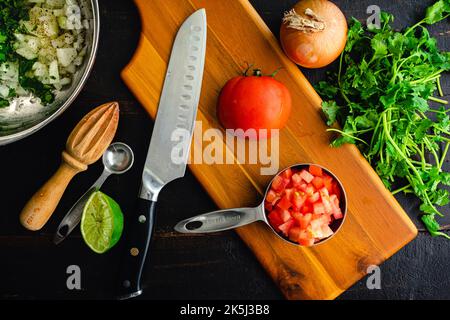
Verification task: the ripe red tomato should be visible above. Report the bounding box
[217,70,292,139]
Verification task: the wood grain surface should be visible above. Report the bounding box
[121,0,417,299]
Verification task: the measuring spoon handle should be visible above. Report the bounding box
[174,207,263,233]
[53,169,111,244]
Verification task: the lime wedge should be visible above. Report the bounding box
[81,191,124,254]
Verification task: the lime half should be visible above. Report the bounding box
[81,191,124,254]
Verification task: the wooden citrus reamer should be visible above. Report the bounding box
[20,102,120,231]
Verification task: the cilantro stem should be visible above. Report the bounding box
[411,70,444,84]
[337,52,351,105]
[424,137,440,166]
[410,159,432,167]
[382,113,441,215]
[396,52,420,75]
[392,184,412,195]
[404,19,424,37]
[326,128,369,145]
[428,96,448,104]
[437,77,444,97]
[382,113,416,175]
[427,107,450,114]
[439,142,450,169]
[369,115,383,152]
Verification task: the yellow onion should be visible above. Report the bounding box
[280,0,347,68]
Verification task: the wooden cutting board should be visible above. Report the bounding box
[122,0,417,300]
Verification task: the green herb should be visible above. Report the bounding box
[0,0,55,105]
[0,0,28,63]
[316,0,450,237]
[20,76,55,105]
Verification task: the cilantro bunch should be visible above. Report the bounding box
[316,0,450,238]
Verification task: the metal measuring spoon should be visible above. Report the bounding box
[53,142,134,245]
[174,164,347,247]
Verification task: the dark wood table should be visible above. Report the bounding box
[1,0,450,300]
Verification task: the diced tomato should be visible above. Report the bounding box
[307,192,320,204]
[332,182,341,200]
[319,188,332,214]
[313,202,325,215]
[329,195,343,219]
[310,215,332,239]
[298,183,307,192]
[311,213,322,220]
[288,226,302,242]
[271,175,284,192]
[305,184,315,197]
[299,170,314,183]
[321,225,334,239]
[333,208,343,220]
[264,201,273,211]
[318,187,329,198]
[312,177,324,189]
[309,165,323,177]
[291,173,303,187]
[281,168,293,179]
[292,192,306,210]
[323,175,333,192]
[323,213,332,224]
[298,237,315,246]
[310,219,323,237]
[271,175,289,192]
[278,219,295,236]
[298,230,315,246]
[301,204,312,214]
[321,197,332,214]
[285,180,293,189]
[266,190,278,203]
[268,210,283,227]
[277,195,292,210]
[284,188,294,201]
[278,208,292,222]
[294,212,312,229]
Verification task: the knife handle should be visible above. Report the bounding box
[117,198,156,300]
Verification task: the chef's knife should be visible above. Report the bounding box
[116,9,207,300]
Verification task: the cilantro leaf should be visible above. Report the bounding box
[424,0,450,25]
[422,214,450,239]
[321,100,340,125]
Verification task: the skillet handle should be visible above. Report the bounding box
[174,207,263,233]
[116,198,156,300]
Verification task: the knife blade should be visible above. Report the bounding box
[117,8,207,300]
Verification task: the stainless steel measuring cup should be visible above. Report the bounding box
[174,164,347,246]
